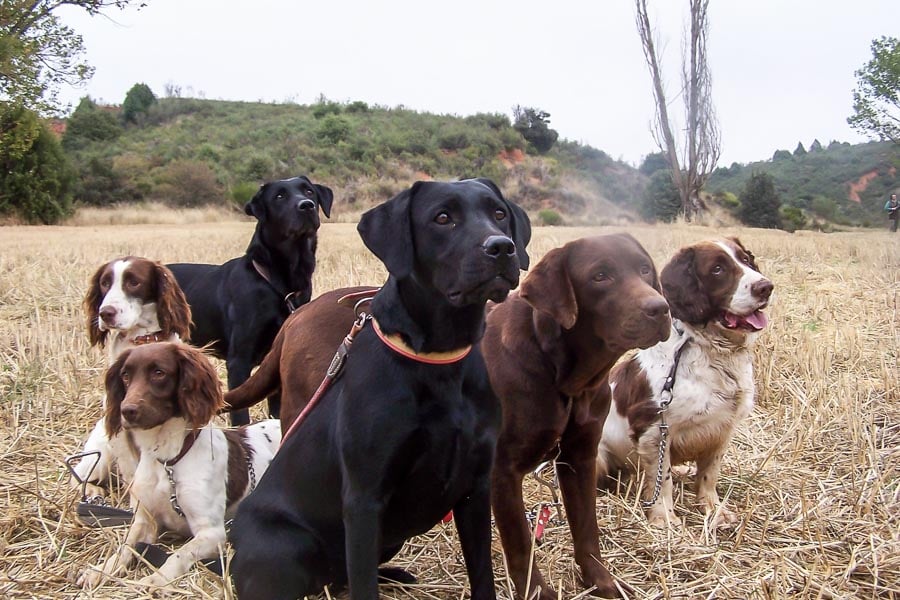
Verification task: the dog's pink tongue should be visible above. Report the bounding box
[724,310,768,330]
[745,310,768,330]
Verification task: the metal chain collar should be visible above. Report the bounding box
[642,332,690,509]
[166,447,259,518]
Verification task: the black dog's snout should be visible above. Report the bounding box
[483,236,516,259]
[298,199,316,212]
[752,279,774,301]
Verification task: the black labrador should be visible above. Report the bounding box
[167,175,333,426]
[228,179,531,599]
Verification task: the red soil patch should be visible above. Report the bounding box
[498,148,525,168]
[847,170,879,203]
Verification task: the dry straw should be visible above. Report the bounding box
[0,219,897,599]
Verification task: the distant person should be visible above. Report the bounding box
[886,193,899,232]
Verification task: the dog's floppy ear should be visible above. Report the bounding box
[175,344,223,430]
[153,261,192,342]
[314,183,334,219]
[104,349,130,436]
[84,262,109,348]
[244,183,270,219]
[520,245,577,329]
[357,183,421,279]
[473,177,532,270]
[660,247,710,324]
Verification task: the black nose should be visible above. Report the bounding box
[99,306,117,324]
[752,279,774,301]
[483,235,516,258]
[121,405,138,422]
[641,296,670,319]
[298,199,315,211]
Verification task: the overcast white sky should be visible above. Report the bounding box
[57,0,897,167]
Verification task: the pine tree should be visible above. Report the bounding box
[738,172,782,229]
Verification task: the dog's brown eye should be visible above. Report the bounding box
[152,369,165,379]
[712,265,724,275]
[494,209,506,221]
[304,188,314,198]
[121,372,130,386]
[435,212,451,225]
[593,272,609,282]
[640,265,652,276]
[276,192,285,200]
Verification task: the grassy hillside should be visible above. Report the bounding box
[63,97,646,225]
[707,141,899,227]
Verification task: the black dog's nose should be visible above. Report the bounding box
[298,199,315,212]
[641,296,670,319]
[752,279,774,301]
[99,306,117,324]
[120,405,138,422]
[483,235,516,258]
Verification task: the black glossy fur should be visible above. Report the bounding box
[168,176,333,425]
[228,179,531,600]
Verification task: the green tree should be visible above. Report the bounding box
[0,105,74,223]
[848,36,900,143]
[772,149,792,161]
[640,170,682,222]
[0,1,143,115]
[793,142,807,157]
[512,105,558,154]
[62,96,122,150]
[738,172,781,229]
[122,82,156,124]
[639,151,669,176]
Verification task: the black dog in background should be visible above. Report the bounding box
[168,176,333,426]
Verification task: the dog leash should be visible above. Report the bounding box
[643,324,691,509]
[280,297,374,446]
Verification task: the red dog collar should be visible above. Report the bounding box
[372,319,471,365]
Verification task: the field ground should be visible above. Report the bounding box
[0,220,897,599]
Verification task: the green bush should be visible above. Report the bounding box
[780,205,806,232]
[154,160,223,207]
[0,108,74,223]
[738,172,782,229]
[122,83,157,125]
[316,115,351,143]
[640,170,681,222]
[537,208,563,226]
[230,181,260,208]
[62,97,122,151]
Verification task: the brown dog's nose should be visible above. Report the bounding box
[641,296,670,319]
[99,306,117,324]
[483,236,516,258]
[752,279,774,301]
[120,404,139,423]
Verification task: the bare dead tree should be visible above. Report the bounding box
[635,0,720,221]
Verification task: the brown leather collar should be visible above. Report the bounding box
[158,430,200,467]
[131,331,167,345]
[252,259,305,313]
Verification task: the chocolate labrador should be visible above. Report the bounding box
[483,234,671,599]
[228,178,531,599]
[168,175,333,426]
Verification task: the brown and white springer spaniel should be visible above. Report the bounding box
[598,238,773,528]
[73,257,193,495]
[79,342,280,589]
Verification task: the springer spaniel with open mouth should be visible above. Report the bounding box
[598,237,773,528]
[79,342,280,589]
[72,257,192,496]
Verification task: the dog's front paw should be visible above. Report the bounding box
[78,567,104,590]
[138,572,169,588]
[647,507,680,529]
[708,504,738,528]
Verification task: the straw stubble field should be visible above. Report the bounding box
[0,220,897,599]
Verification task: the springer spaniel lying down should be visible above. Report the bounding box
[72,257,193,496]
[79,342,280,589]
[598,238,773,528]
